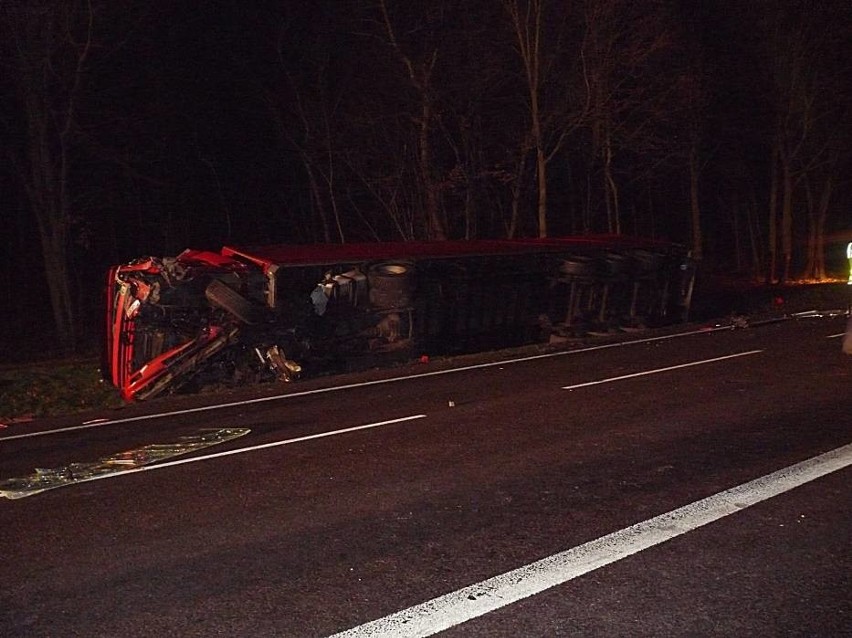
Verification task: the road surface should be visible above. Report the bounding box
[1,316,850,637]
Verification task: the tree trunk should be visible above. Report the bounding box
[780,159,794,283]
[728,194,742,272]
[815,176,832,279]
[304,156,331,243]
[39,225,76,352]
[604,131,620,235]
[767,142,779,283]
[535,145,548,238]
[689,146,703,260]
[419,101,446,240]
[530,75,547,237]
[803,176,817,279]
[507,142,529,239]
[746,196,762,280]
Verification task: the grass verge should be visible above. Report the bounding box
[0,359,123,425]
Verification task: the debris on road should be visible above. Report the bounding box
[0,428,250,499]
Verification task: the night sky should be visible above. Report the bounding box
[1,0,850,356]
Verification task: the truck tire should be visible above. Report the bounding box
[205,279,262,324]
[368,262,415,309]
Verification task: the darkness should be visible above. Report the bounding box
[1,0,850,359]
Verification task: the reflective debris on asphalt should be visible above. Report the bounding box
[0,427,250,499]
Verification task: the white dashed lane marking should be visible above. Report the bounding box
[562,350,762,390]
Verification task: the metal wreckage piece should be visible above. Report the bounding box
[0,428,250,499]
[103,237,697,401]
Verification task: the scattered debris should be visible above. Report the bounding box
[0,414,35,427]
[0,428,250,499]
[789,309,847,319]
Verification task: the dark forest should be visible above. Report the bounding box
[1,0,850,359]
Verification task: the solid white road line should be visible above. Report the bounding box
[0,326,734,442]
[329,442,852,638]
[562,350,763,390]
[57,414,427,490]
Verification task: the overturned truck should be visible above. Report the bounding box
[103,236,696,401]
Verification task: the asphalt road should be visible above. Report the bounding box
[1,317,850,637]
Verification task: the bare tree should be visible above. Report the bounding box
[669,66,710,261]
[256,2,354,244]
[759,1,851,281]
[372,0,447,240]
[1,0,95,353]
[502,0,589,238]
[578,0,679,236]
